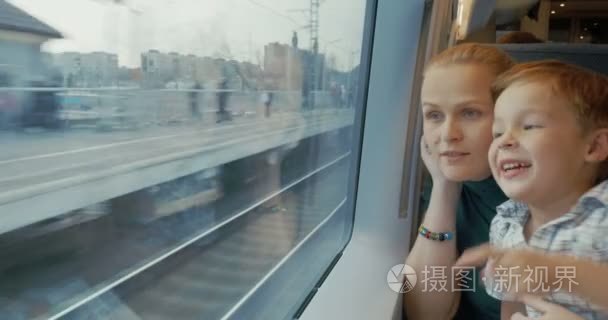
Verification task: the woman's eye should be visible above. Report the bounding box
[462,109,481,119]
[492,132,503,139]
[425,111,443,121]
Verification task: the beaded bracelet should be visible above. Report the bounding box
[418,225,453,242]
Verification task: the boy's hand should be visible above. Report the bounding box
[455,244,558,297]
[511,295,584,320]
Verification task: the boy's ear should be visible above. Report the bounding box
[585,128,608,163]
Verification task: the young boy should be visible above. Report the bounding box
[484,60,608,319]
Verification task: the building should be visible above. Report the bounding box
[141,50,197,87]
[263,42,324,92]
[141,50,262,89]
[263,42,303,90]
[141,50,173,86]
[51,51,119,87]
[82,51,119,87]
[0,0,62,86]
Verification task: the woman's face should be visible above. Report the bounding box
[421,64,496,181]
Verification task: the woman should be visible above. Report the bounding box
[402,43,584,320]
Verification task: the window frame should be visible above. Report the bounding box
[299,0,429,319]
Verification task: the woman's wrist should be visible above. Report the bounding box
[422,180,461,228]
[431,180,462,206]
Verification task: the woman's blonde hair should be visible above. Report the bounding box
[425,43,514,77]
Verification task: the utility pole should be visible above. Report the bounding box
[308,0,320,108]
[309,0,319,54]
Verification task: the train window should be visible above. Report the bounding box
[0,0,367,319]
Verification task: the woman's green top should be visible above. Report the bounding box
[419,176,507,320]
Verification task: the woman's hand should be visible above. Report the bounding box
[456,244,548,272]
[511,295,584,320]
[420,134,456,187]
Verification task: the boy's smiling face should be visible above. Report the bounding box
[489,81,595,206]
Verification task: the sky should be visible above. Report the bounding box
[8,0,367,69]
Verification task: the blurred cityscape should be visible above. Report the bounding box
[0,0,358,130]
[0,1,358,317]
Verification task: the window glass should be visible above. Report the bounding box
[0,0,367,318]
